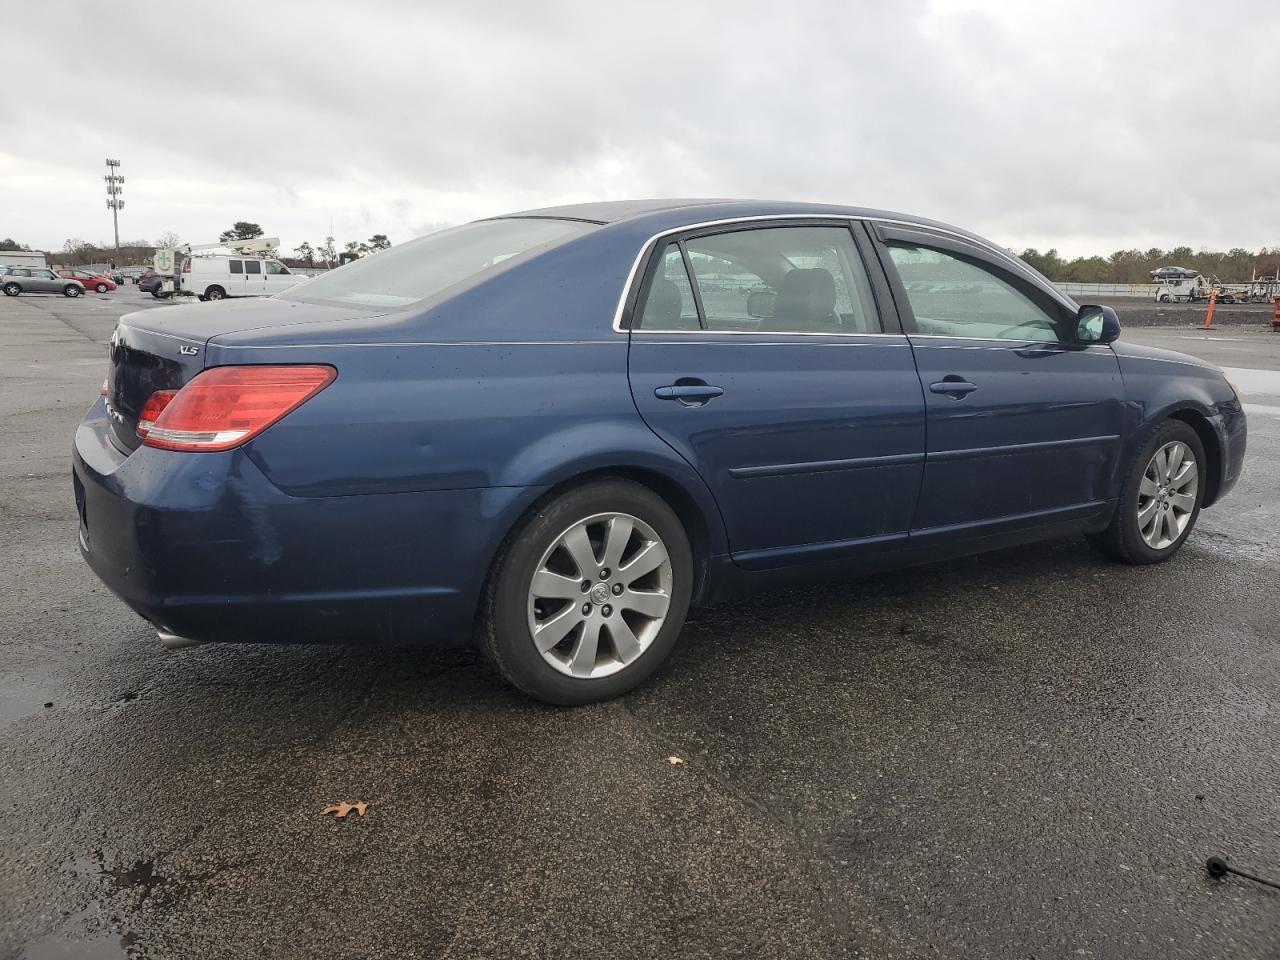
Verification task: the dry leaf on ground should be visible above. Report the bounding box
[321,801,368,818]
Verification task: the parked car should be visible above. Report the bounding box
[182,255,301,301]
[74,200,1247,705]
[138,273,174,297]
[58,269,117,293]
[2,266,84,297]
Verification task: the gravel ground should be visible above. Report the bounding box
[1,288,1277,960]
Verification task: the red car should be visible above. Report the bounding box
[58,270,116,293]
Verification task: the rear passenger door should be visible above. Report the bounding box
[626,221,927,569]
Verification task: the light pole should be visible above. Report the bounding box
[104,158,124,267]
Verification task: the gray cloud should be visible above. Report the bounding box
[3,0,1278,256]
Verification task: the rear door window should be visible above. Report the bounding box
[638,225,880,334]
[244,260,262,275]
[229,260,243,274]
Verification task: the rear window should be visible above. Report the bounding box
[283,218,594,308]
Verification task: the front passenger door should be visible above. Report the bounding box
[874,225,1125,538]
[33,269,61,293]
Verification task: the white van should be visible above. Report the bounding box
[182,256,302,301]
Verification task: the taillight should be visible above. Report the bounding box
[141,365,336,452]
[182,259,191,273]
[136,390,177,438]
[100,377,109,397]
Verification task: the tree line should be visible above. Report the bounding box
[1019,246,1280,284]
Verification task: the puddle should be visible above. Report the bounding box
[0,678,59,728]
[19,932,131,960]
[18,909,132,960]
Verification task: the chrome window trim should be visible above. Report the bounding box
[630,329,904,339]
[610,214,1073,334]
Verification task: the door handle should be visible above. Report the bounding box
[654,382,724,405]
[929,378,978,398]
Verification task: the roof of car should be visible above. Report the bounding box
[498,198,975,239]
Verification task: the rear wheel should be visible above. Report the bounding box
[63,284,81,297]
[480,479,693,705]
[204,285,226,301]
[1087,420,1204,564]
[2,283,19,297]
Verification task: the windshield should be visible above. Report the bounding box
[283,218,595,308]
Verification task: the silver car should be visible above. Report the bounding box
[1,267,84,297]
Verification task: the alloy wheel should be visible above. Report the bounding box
[1137,440,1198,549]
[527,512,672,679]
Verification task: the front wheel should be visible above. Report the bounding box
[2,283,19,297]
[95,283,108,293]
[480,479,693,705]
[1087,420,1205,564]
[63,284,81,297]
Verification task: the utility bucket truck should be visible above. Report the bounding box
[155,237,302,301]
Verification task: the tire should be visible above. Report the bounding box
[1087,420,1205,564]
[63,285,81,297]
[204,285,226,301]
[2,283,19,297]
[480,479,693,705]
[95,283,108,293]
[1158,293,1171,303]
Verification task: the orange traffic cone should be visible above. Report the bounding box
[1202,291,1217,330]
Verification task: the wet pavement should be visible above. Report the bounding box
[1,290,1277,959]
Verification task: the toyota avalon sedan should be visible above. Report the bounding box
[73,200,1247,704]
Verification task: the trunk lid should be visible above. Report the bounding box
[106,321,205,453]
[104,299,382,453]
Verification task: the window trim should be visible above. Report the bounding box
[624,217,894,337]
[614,214,1076,335]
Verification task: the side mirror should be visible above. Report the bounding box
[1076,304,1120,344]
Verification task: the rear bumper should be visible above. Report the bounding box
[73,399,539,647]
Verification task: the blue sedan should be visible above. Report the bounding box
[73,200,1247,704]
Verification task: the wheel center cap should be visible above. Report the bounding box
[589,583,611,605]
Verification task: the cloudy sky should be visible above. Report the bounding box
[4,0,1278,258]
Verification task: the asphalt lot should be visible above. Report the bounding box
[1,288,1277,959]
